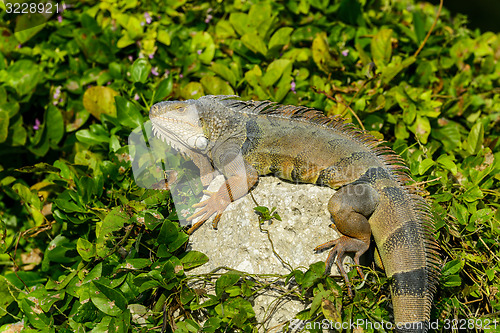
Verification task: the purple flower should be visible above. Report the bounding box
[144,12,152,24]
[134,94,140,101]
[57,15,63,23]
[197,49,202,55]
[291,80,296,94]
[341,49,349,57]
[128,55,133,62]
[33,119,41,130]
[17,44,22,49]
[52,86,62,105]
[53,86,61,99]
[149,53,154,59]
[151,67,159,76]
[205,14,213,24]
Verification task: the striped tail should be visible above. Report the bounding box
[369,180,440,332]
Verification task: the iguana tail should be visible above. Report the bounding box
[368,169,440,332]
[316,165,440,332]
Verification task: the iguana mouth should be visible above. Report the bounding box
[151,119,208,155]
[150,102,209,152]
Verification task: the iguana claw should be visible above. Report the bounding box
[315,236,368,297]
[186,191,230,234]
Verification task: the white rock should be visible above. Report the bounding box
[186,175,355,331]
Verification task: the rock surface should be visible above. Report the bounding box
[186,175,354,330]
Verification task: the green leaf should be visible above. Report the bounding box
[371,28,393,68]
[27,288,65,312]
[14,20,46,44]
[262,59,292,87]
[191,32,215,64]
[181,82,204,100]
[211,62,237,87]
[202,317,222,333]
[0,28,18,56]
[46,106,64,144]
[157,29,171,45]
[8,115,26,146]
[46,235,78,263]
[0,276,16,318]
[464,122,484,155]
[215,20,236,38]
[442,259,463,275]
[117,33,135,48]
[99,207,130,237]
[436,154,458,175]
[119,258,151,270]
[179,251,209,270]
[200,76,235,95]
[229,12,249,36]
[462,185,484,202]
[4,59,41,97]
[411,115,431,144]
[268,27,293,51]
[115,96,143,129]
[0,110,8,143]
[82,86,119,120]
[431,123,462,151]
[168,232,189,252]
[130,58,151,83]
[154,76,173,102]
[21,298,52,329]
[77,238,96,261]
[241,33,267,56]
[442,274,462,287]
[302,261,325,288]
[91,281,128,316]
[117,14,143,40]
[96,207,130,257]
[381,56,415,84]
[215,273,241,297]
[418,158,435,175]
[158,219,179,244]
[413,10,426,44]
[0,99,19,118]
[54,193,86,214]
[76,126,110,145]
[312,32,340,73]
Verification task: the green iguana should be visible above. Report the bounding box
[149,95,440,332]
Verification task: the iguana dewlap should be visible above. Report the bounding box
[149,95,440,332]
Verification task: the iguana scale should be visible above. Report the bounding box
[149,95,440,332]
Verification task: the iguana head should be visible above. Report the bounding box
[149,100,209,153]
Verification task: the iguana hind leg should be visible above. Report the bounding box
[315,183,379,296]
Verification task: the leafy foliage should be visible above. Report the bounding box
[0,0,499,331]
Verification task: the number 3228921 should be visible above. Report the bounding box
[6,2,61,14]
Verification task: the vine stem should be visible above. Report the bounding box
[413,0,443,58]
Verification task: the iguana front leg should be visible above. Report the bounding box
[315,183,379,296]
[186,153,259,234]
